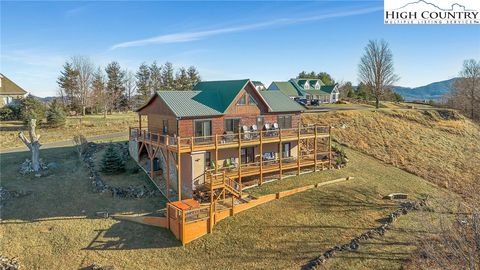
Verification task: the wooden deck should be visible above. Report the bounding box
[130,125,330,153]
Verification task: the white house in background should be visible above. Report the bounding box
[267,78,340,103]
[0,74,28,107]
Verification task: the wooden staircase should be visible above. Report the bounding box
[205,171,242,199]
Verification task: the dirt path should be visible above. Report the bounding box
[0,131,128,154]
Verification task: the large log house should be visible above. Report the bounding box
[129,79,332,202]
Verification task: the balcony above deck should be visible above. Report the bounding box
[129,125,331,153]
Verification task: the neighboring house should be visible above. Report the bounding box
[268,78,340,103]
[0,73,27,107]
[129,79,332,201]
[251,81,266,91]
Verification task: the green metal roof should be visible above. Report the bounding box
[320,85,337,94]
[259,91,304,112]
[270,81,300,97]
[193,79,249,113]
[157,91,223,118]
[305,90,330,96]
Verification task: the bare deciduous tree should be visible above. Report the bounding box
[18,119,41,172]
[446,59,480,121]
[123,70,137,110]
[72,55,94,116]
[358,39,399,109]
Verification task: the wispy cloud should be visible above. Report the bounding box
[110,6,383,50]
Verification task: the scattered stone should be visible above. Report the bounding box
[77,141,160,200]
[96,211,109,218]
[302,198,430,269]
[0,255,20,270]
[0,187,32,208]
[19,158,48,175]
[85,263,114,270]
[383,193,408,200]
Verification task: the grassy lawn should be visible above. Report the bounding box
[0,112,140,150]
[0,143,460,269]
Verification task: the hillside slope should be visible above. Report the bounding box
[303,110,480,198]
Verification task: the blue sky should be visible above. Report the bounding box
[1,1,479,97]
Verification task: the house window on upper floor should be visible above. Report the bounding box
[248,94,257,105]
[304,83,310,90]
[256,116,264,129]
[237,94,246,105]
[162,120,168,134]
[194,120,212,137]
[225,118,240,133]
[278,115,292,129]
[315,83,320,90]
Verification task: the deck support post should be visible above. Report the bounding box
[166,139,170,200]
[215,134,218,174]
[209,179,214,233]
[177,136,182,201]
[139,114,142,131]
[328,126,332,169]
[279,128,282,180]
[297,126,301,175]
[238,132,242,189]
[314,125,318,172]
[259,131,263,185]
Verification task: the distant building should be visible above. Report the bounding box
[268,78,339,103]
[251,81,266,91]
[0,74,27,107]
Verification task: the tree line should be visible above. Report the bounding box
[57,56,201,116]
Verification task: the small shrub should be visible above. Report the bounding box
[19,95,46,124]
[0,103,21,120]
[332,145,348,167]
[100,144,125,174]
[335,100,347,104]
[46,99,66,127]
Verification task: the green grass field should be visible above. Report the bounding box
[0,112,140,150]
[0,142,460,269]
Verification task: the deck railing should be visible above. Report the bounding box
[129,124,330,152]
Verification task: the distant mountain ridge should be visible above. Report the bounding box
[394,78,457,101]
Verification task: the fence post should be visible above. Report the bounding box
[329,126,332,169]
[314,125,318,172]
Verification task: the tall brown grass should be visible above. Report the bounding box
[303,110,480,201]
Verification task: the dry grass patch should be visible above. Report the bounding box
[302,110,480,199]
[0,112,140,150]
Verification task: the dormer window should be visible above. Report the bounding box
[315,82,320,90]
[304,83,310,90]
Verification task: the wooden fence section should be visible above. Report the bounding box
[113,177,353,246]
[168,176,353,245]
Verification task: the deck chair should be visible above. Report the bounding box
[242,125,251,140]
[250,125,259,138]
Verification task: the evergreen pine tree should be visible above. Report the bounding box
[20,95,46,124]
[100,144,125,174]
[174,67,190,90]
[161,62,175,90]
[105,61,125,111]
[186,66,201,89]
[46,99,66,127]
[136,63,151,100]
[149,61,162,91]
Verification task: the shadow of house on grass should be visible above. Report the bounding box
[83,221,180,250]
[1,144,179,249]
